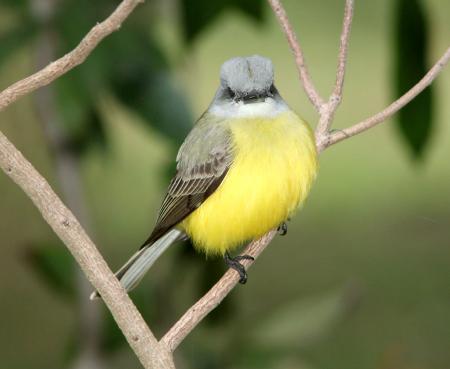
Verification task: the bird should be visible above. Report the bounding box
[91,55,318,299]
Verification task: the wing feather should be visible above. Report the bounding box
[140,114,233,248]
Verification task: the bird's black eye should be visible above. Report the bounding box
[227,87,236,99]
[269,84,276,96]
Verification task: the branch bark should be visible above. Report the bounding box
[0,0,144,112]
[0,0,449,367]
[157,0,449,351]
[0,0,174,368]
[268,0,324,111]
[314,0,354,144]
[324,46,450,150]
[161,231,277,352]
[0,132,174,368]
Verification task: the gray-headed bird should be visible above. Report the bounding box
[91,55,317,299]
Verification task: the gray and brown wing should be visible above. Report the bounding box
[140,115,233,248]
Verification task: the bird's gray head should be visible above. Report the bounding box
[218,55,276,102]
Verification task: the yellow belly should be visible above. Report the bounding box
[181,111,318,256]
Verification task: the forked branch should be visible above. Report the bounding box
[160,0,449,350]
[325,46,450,149]
[0,0,449,368]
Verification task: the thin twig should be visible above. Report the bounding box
[332,0,354,100]
[160,231,277,352]
[315,0,354,149]
[267,0,324,111]
[325,46,450,150]
[0,0,449,364]
[0,0,144,112]
[159,1,450,350]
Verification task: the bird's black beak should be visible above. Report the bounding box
[241,89,270,104]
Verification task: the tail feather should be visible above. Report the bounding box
[90,229,184,300]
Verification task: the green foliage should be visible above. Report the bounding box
[0,0,28,10]
[0,0,267,155]
[25,243,76,299]
[107,29,192,144]
[51,0,193,152]
[0,22,36,66]
[248,286,359,350]
[393,0,434,159]
[0,2,269,364]
[101,305,128,353]
[180,0,266,43]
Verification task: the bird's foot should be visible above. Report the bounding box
[277,222,288,236]
[224,252,254,284]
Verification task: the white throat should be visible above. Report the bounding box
[209,97,289,119]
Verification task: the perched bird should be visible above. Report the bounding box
[91,55,317,299]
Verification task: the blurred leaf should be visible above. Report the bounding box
[0,0,28,10]
[25,243,76,299]
[53,3,193,148]
[115,70,192,144]
[0,22,37,66]
[108,29,193,144]
[53,70,93,135]
[53,72,109,155]
[101,307,126,353]
[50,0,117,154]
[249,284,361,349]
[71,107,108,155]
[393,0,434,159]
[180,0,266,43]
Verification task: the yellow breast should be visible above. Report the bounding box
[181,110,318,255]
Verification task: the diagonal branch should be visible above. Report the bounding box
[0,0,176,367]
[0,131,174,368]
[325,46,450,150]
[0,0,144,112]
[158,0,449,351]
[268,0,325,111]
[160,231,277,352]
[0,0,449,365]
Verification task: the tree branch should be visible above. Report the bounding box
[332,0,354,100]
[0,0,144,112]
[160,231,277,352]
[157,0,449,351]
[324,46,450,149]
[0,0,449,366]
[0,132,174,368]
[0,0,175,367]
[314,0,354,151]
[267,0,325,111]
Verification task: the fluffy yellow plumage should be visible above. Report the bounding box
[100,55,320,295]
[181,110,318,255]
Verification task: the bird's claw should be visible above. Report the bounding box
[277,222,288,236]
[224,252,254,284]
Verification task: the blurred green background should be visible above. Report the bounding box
[0,0,449,368]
